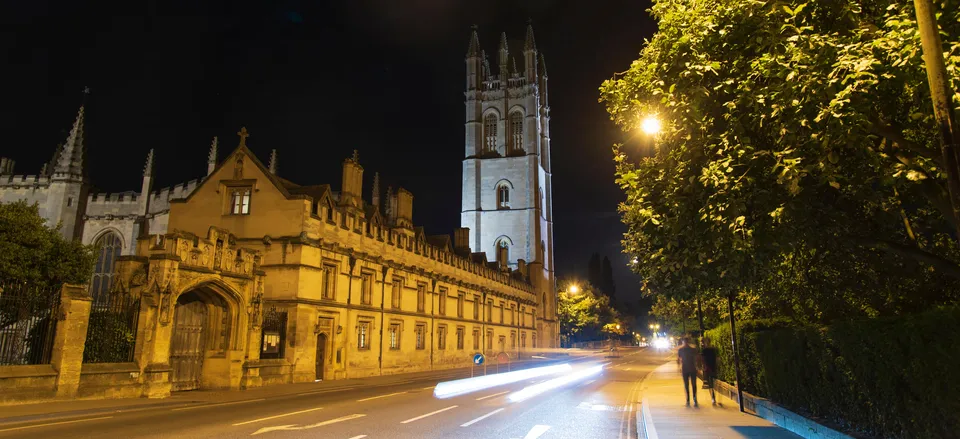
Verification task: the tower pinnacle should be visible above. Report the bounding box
[524,23,537,52]
[467,25,480,58]
[54,104,86,177]
[143,149,155,177]
[268,149,278,175]
[207,136,218,175]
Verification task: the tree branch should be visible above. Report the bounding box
[855,236,960,280]
[871,119,942,166]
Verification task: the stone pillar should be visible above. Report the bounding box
[50,284,92,399]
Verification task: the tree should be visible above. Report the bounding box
[600,256,616,300]
[557,280,614,345]
[0,201,94,288]
[600,0,960,323]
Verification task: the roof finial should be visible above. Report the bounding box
[499,32,509,52]
[143,149,155,177]
[268,149,278,175]
[237,127,250,148]
[352,149,359,162]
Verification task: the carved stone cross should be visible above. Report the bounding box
[237,127,250,148]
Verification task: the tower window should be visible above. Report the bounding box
[484,113,498,153]
[510,111,523,153]
[497,184,510,209]
[496,238,509,266]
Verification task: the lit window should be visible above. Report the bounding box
[417,284,426,313]
[484,113,498,153]
[486,300,493,322]
[358,322,370,350]
[438,288,447,316]
[457,293,465,318]
[230,189,251,215]
[497,185,510,209]
[510,111,523,153]
[456,327,465,350]
[473,297,480,320]
[473,329,480,350]
[389,324,400,350]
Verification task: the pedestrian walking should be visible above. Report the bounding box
[677,336,698,407]
[700,337,718,405]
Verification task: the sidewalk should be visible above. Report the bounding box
[639,362,800,439]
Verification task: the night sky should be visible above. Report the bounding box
[1,0,656,306]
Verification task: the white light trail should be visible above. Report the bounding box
[507,365,605,403]
[433,364,572,399]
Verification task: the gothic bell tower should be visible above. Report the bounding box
[460,24,558,347]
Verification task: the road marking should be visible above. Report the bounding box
[400,405,458,424]
[172,398,266,411]
[460,408,504,427]
[523,424,551,439]
[475,390,510,400]
[421,385,436,389]
[233,407,323,426]
[0,416,114,433]
[357,391,406,402]
[625,368,632,371]
[251,414,366,435]
[347,436,368,439]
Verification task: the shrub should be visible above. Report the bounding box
[704,308,960,438]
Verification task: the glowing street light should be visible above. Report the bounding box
[641,116,661,135]
[568,284,580,294]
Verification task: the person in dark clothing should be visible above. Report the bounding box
[700,337,718,404]
[677,337,698,407]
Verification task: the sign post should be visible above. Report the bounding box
[472,353,484,378]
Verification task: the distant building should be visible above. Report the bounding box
[0,26,559,396]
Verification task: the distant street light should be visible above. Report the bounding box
[641,116,661,135]
[568,284,580,294]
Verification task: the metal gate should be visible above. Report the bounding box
[170,299,207,391]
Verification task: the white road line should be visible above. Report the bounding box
[0,416,114,433]
[347,436,368,439]
[583,379,596,385]
[251,414,366,435]
[297,386,357,395]
[357,391,406,402]
[475,390,510,401]
[233,407,323,426]
[460,408,504,427]
[172,398,266,411]
[399,405,458,424]
[641,398,659,439]
[523,424,552,439]
[422,385,436,389]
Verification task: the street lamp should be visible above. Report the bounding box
[567,284,580,294]
[641,116,661,135]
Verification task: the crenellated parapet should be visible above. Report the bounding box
[147,179,201,214]
[0,174,52,188]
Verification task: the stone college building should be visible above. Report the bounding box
[0,26,557,399]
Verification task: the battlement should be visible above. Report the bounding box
[149,179,200,213]
[0,174,52,187]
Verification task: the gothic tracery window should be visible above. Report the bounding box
[90,232,122,302]
[230,189,251,215]
[484,113,498,153]
[510,111,523,153]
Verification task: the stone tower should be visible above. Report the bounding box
[460,25,557,347]
[46,102,90,239]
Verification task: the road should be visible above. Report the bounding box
[0,348,672,439]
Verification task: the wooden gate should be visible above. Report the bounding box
[170,298,207,391]
[315,333,326,381]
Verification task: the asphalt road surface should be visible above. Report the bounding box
[0,348,673,439]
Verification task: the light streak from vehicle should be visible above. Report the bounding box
[507,364,605,403]
[433,364,572,399]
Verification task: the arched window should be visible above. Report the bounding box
[496,239,509,266]
[91,232,122,302]
[497,184,510,209]
[509,111,523,153]
[484,113,498,153]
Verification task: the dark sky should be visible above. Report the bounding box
[1,0,656,306]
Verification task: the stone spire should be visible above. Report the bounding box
[143,149,155,177]
[540,52,549,107]
[371,172,381,209]
[481,50,491,80]
[207,136,218,175]
[268,149,278,175]
[524,22,537,52]
[54,103,86,177]
[466,25,480,58]
[511,57,518,75]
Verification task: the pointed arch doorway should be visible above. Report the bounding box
[315,333,327,381]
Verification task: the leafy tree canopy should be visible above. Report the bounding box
[557,280,619,342]
[600,0,960,323]
[0,201,95,288]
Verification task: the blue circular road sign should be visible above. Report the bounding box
[473,353,485,365]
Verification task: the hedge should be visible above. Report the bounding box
[704,307,960,438]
